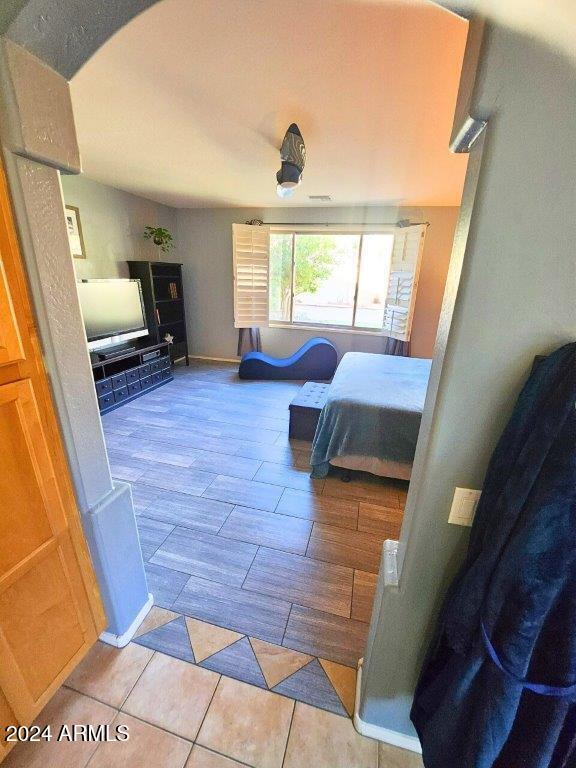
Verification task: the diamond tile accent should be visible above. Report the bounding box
[200,637,267,688]
[319,659,357,716]
[273,659,347,717]
[134,606,179,638]
[185,616,243,663]
[249,637,312,688]
[135,616,195,663]
[129,610,356,720]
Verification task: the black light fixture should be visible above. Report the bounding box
[276,123,306,199]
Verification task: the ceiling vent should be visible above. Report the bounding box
[308,195,332,202]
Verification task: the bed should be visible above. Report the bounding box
[310,352,432,480]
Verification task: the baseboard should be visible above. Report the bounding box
[353,658,422,754]
[99,593,153,648]
[189,354,239,363]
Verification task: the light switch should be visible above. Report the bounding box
[448,487,482,526]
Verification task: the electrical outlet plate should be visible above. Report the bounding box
[448,487,482,527]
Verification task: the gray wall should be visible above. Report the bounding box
[60,176,459,363]
[360,24,576,737]
[176,205,459,361]
[1,0,160,78]
[60,173,177,279]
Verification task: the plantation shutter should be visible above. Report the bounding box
[232,223,270,328]
[383,224,426,341]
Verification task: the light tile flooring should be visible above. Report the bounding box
[3,643,423,767]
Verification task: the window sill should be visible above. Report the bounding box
[268,322,387,337]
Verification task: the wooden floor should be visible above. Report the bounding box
[102,360,407,673]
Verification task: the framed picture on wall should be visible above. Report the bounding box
[65,205,86,259]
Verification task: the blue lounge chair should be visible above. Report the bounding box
[239,337,337,380]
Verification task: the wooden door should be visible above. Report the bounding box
[0,160,105,762]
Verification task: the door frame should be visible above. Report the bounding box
[0,149,106,762]
[0,4,488,753]
[0,37,151,652]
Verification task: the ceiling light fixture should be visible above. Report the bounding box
[276,123,306,199]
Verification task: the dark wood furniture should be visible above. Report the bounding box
[127,260,189,365]
[288,381,329,440]
[91,340,172,415]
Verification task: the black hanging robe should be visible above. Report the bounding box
[411,342,576,768]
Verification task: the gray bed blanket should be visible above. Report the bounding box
[310,352,432,478]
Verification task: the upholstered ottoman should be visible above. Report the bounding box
[288,382,330,441]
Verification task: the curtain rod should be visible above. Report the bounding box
[248,221,430,227]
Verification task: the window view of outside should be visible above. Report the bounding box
[269,232,394,329]
[293,234,358,326]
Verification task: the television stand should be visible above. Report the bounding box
[97,344,136,361]
[90,339,173,415]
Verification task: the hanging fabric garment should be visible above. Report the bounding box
[411,342,576,768]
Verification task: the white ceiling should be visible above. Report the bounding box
[70,0,468,208]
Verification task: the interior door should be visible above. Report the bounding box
[0,160,104,762]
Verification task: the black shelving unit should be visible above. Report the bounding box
[127,260,189,365]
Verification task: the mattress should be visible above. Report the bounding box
[310,352,432,479]
[329,454,413,480]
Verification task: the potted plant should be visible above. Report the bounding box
[144,226,174,252]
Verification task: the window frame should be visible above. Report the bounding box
[268,224,397,335]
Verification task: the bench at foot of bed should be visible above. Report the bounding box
[288,381,329,441]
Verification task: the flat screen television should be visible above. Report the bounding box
[77,278,148,350]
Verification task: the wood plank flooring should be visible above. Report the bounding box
[101,360,408,668]
[243,547,353,617]
[351,570,379,623]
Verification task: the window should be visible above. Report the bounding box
[233,223,425,340]
[269,230,397,332]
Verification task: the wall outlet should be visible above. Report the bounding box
[448,487,482,526]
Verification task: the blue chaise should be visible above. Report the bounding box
[239,337,337,380]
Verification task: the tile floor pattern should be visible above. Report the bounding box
[130,607,353,716]
[101,360,408,712]
[2,642,424,768]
